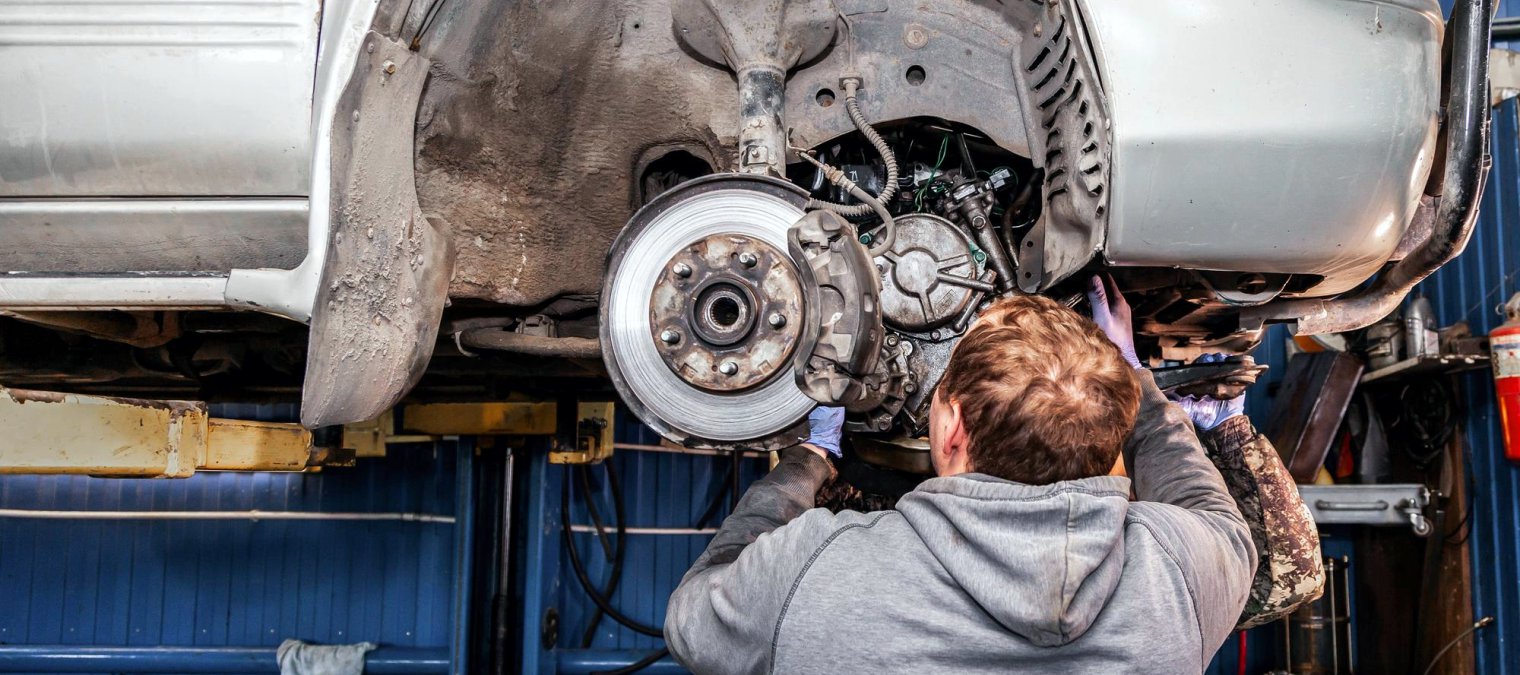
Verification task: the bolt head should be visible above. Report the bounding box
[673,262,693,278]
[767,313,786,328]
[719,361,739,376]
[904,24,929,49]
[659,329,681,344]
[738,252,758,268]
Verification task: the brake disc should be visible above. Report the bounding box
[600,175,817,447]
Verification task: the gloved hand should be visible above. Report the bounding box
[1172,353,1247,431]
[1086,274,1141,369]
[805,406,845,458]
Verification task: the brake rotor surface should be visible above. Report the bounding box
[601,175,815,445]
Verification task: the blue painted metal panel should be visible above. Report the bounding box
[519,409,766,673]
[1423,91,1520,673]
[0,402,464,674]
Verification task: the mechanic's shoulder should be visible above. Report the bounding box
[785,507,904,546]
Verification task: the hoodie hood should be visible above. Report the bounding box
[896,473,1132,647]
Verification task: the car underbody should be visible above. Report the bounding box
[0,0,1493,452]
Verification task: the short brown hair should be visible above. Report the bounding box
[936,294,1140,484]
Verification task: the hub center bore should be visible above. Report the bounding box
[691,280,757,347]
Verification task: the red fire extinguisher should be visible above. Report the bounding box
[1491,292,1520,462]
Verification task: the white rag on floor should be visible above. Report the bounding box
[276,639,377,675]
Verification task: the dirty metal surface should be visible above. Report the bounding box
[400,401,558,436]
[876,214,980,332]
[302,32,454,428]
[200,419,315,472]
[414,0,1039,309]
[648,235,803,392]
[0,387,207,477]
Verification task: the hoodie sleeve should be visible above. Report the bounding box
[1123,370,1257,666]
[664,446,838,674]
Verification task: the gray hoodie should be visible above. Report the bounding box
[665,371,1256,674]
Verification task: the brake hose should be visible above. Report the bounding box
[806,78,899,217]
[792,145,896,256]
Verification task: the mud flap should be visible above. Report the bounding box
[300,33,454,428]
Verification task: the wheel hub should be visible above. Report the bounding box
[648,234,803,392]
[600,175,816,446]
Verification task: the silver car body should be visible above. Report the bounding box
[1084,0,1443,295]
[0,0,1454,427]
[0,0,380,320]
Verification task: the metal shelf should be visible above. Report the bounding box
[1360,353,1489,383]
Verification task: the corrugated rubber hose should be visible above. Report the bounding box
[805,79,899,219]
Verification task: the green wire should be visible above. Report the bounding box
[915,134,951,211]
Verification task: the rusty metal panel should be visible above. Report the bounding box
[202,419,313,472]
[1265,352,1365,483]
[0,388,207,477]
[401,401,558,436]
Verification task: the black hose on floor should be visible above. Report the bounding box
[580,463,630,648]
[560,470,664,638]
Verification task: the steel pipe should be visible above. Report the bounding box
[568,524,718,535]
[556,649,683,674]
[0,509,454,523]
[0,646,448,674]
[457,329,602,358]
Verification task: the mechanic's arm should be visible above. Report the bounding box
[1088,276,1256,653]
[1199,414,1325,629]
[664,411,839,674]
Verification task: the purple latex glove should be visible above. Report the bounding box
[806,406,845,457]
[1171,353,1247,431]
[1086,274,1141,369]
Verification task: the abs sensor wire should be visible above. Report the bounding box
[1420,616,1494,675]
[805,78,901,218]
[792,144,896,256]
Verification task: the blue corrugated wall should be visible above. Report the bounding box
[0,404,462,674]
[1424,95,1520,671]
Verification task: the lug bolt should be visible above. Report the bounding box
[659,329,681,344]
[673,262,693,278]
[719,361,739,376]
[738,252,758,268]
[767,313,786,328]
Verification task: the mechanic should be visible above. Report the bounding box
[664,279,1260,673]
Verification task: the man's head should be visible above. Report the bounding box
[927,294,1140,483]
